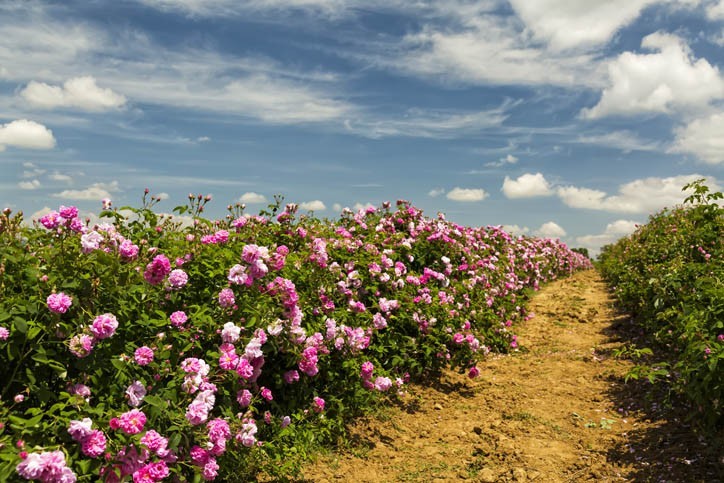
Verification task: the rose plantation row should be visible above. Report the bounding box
[0,194,591,482]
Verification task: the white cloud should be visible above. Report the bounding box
[239,192,268,203]
[156,192,170,200]
[670,112,724,164]
[581,32,724,119]
[18,179,40,190]
[49,172,73,183]
[501,224,530,235]
[332,202,342,212]
[196,136,210,143]
[299,200,326,211]
[509,0,658,51]
[446,187,488,202]
[0,119,56,150]
[576,219,640,254]
[574,130,661,153]
[20,76,127,112]
[30,206,53,221]
[534,221,567,238]
[21,166,46,178]
[485,153,518,168]
[557,174,720,213]
[428,188,445,197]
[502,172,553,199]
[344,105,509,139]
[52,181,120,201]
[707,0,724,19]
[139,0,345,16]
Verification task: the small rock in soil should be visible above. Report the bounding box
[478,468,497,483]
[512,467,527,481]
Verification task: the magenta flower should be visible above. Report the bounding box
[312,396,325,413]
[47,292,72,314]
[117,409,146,435]
[118,240,139,260]
[58,205,79,219]
[260,387,273,401]
[0,327,9,340]
[468,366,480,378]
[141,430,170,457]
[237,389,252,408]
[144,254,171,285]
[134,346,154,366]
[373,376,392,392]
[39,211,61,230]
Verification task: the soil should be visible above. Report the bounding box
[298,270,723,482]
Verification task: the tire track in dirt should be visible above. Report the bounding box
[300,270,721,482]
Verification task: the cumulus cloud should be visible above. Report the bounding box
[446,187,488,202]
[509,0,659,51]
[428,187,445,197]
[485,153,518,168]
[299,200,326,211]
[501,224,530,235]
[0,119,56,150]
[534,221,567,238]
[670,112,724,164]
[557,174,719,213]
[18,179,41,190]
[52,181,120,201]
[332,202,342,212]
[576,219,640,254]
[49,172,73,183]
[502,173,553,199]
[21,76,127,112]
[581,32,724,119]
[156,192,170,200]
[239,192,268,203]
[707,0,724,19]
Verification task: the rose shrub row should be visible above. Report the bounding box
[0,194,591,481]
[598,180,723,427]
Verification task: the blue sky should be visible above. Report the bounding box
[2,0,724,254]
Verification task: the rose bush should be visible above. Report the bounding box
[0,194,590,481]
[598,180,723,428]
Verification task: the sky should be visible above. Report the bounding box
[2,0,724,255]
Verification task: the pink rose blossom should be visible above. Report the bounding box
[170,310,188,327]
[218,288,235,308]
[0,326,9,340]
[144,254,171,285]
[134,346,154,366]
[237,389,252,408]
[58,205,79,219]
[81,429,106,458]
[69,334,94,358]
[125,381,147,407]
[90,313,119,340]
[167,269,188,289]
[260,387,273,401]
[68,418,93,442]
[47,292,72,314]
[312,396,325,413]
[39,211,61,229]
[117,409,146,435]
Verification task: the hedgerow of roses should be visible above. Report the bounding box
[598,180,723,427]
[0,195,591,482]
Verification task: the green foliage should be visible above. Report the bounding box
[598,180,723,427]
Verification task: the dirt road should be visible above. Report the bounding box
[301,270,722,482]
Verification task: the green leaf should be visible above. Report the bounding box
[13,316,27,334]
[143,395,166,409]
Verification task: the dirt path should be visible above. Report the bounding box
[300,270,722,482]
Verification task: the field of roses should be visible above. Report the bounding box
[598,180,723,428]
[0,193,591,482]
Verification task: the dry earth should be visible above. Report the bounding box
[298,270,723,482]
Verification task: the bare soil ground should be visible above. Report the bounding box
[299,270,723,482]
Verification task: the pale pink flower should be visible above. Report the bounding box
[167,269,188,289]
[68,418,93,441]
[69,334,94,358]
[81,429,106,458]
[0,326,9,340]
[218,288,235,308]
[125,381,146,407]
